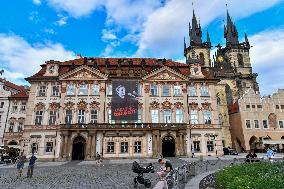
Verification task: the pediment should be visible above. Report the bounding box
[143,66,188,81]
[59,65,108,81]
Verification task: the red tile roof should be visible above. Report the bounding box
[26,57,216,81]
[2,79,25,91]
[9,89,29,99]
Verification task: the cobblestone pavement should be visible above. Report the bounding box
[0,158,186,189]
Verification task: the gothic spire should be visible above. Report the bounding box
[224,10,239,46]
[184,36,187,55]
[189,10,202,46]
[206,31,211,47]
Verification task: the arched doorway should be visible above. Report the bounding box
[72,136,86,160]
[249,136,258,151]
[162,135,175,157]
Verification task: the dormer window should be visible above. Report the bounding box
[52,86,60,96]
[79,84,88,95]
[91,84,100,96]
[66,84,75,96]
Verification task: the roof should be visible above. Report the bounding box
[1,79,25,92]
[9,89,29,99]
[26,57,216,81]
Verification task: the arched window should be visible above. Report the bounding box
[199,52,205,65]
[31,143,38,153]
[237,53,244,67]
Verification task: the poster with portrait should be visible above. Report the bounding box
[111,80,139,120]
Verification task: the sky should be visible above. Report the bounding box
[0,0,284,96]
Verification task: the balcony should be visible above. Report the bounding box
[3,132,23,139]
[60,123,188,130]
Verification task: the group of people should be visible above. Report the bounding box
[15,151,37,178]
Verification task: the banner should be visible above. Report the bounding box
[111,80,139,120]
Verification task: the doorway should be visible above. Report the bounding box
[162,135,175,157]
[72,136,86,160]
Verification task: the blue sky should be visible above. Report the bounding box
[0,0,284,96]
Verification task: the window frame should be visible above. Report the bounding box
[35,110,44,125]
[52,86,60,96]
[91,84,100,96]
[45,142,53,153]
[107,142,115,153]
[173,85,182,96]
[120,142,129,153]
[150,84,159,96]
[151,109,159,123]
[200,86,209,96]
[66,84,76,96]
[163,109,172,123]
[190,110,198,124]
[245,119,251,129]
[134,141,142,153]
[65,110,73,124]
[207,141,214,152]
[78,84,88,96]
[193,141,201,152]
[90,109,98,123]
[254,120,259,129]
[78,109,85,124]
[49,110,57,125]
[175,109,184,123]
[279,120,284,129]
[188,86,197,96]
[162,85,170,96]
[38,86,47,97]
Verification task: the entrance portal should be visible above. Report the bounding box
[72,136,86,160]
[162,135,175,157]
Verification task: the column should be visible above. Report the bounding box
[176,133,180,156]
[179,134,184,155]
[157,134,160,157]
[86,135,91,159]
[66,135,72,160]
[59,135,65,158]
[90,134,96,159]
[64,135,68,158]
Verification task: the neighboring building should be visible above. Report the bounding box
[0,78,25,145]
[21,57,224,160]
[3,90,28,149]
[229,89,284,152]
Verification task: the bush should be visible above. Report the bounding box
[215,162,284,189]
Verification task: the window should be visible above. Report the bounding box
[31,143,38,153]
[0,102,4,108]
[150,84,159,96]
[52,86,60,96]
[45,142,53,153]
[203,110,212,124]
[193,141,200,152]
[18,122,23,132]
[201,86,209,96]
[151,110,159,123]
[163,110,171,123]
[263,120,268,129]
[216,96,221,105]
[35,111,43,125]
[257,105,262,109]
[252,105,255,108]
[281,105,284,110]
[91,84,100,95]
[134,141,142,153]
[20,102,26,111]
[49,110,57,125]
[78,109,85,124]
[66,84,75,96]
[121,142,128,153]
[137,84,142,96]
[162,85,170,96]
[279,121,284,128]
[246,105,250,110]
[107,84,112,95]
[207,141,214,152]
[254,120,259,128]
[174,86,182,96]
[38,86,46,96]
[65,110,72,124]
[135,109,142,123]
[12,103,18,112]
[107,142,115,153]
[176,109,183,123]
[78,84,88,95]
[90,110,98,123]
[276,105,279,109]
[246,120,251,128]
[188,86,197,96]
[237,53,244,67]
[8,122,14,132]
[108,109,115,124]
[190,110,198,124]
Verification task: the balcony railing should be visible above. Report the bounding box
[3,132,23,138]
[60,123,188,130]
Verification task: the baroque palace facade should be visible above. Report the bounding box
[2,10,279,160]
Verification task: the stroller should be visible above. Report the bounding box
[132,161,155,188]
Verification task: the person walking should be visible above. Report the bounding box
[16,152,26,178]
[27,152,37,178]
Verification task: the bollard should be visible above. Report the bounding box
[199,155,203,161]
[183,166,187,183]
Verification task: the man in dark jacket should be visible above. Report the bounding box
[27,152,37,178]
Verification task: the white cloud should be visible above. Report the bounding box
[136,0,281,58]
[101,29,117,41]
[56,14,68,26]
[32,0,41,5]
[43,28,56,34]
[0,33,75,85]
[47,0,102,18]
[250,29,284,95]
[29,11,40,23]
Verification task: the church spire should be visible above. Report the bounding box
[206,31,211,47]
[224,10,239,46]
[189,10,202,46]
